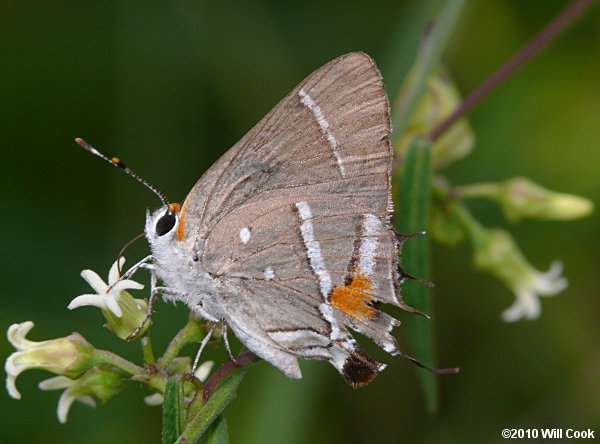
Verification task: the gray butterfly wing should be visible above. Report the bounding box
[180,53,408,386]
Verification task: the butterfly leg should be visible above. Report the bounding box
[192,322,218,374]
[221,320,237,365]
[125,269,184,341]
[115,254,154,283]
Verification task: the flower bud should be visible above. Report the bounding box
[395,68,474,169]
[497,177,594,222]
[5,321,96,399]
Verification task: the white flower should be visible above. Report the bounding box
[5,321,94,399]
[38,364,126,423]
[38,376,96,424]
[473,228,568,322]
[69,257,144,318]
[502,261,568,322]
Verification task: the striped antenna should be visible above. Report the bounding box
[75,138,170,207]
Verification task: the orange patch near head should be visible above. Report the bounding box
[331,273,377,320]
[169,203,181,214]
[176,201,187,241]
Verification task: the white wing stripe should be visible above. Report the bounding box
[295,201,332,300]
[267,329,329,346]
[358,213,383,276]
[299,88,346,177]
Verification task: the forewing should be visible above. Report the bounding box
[178,52,394,240]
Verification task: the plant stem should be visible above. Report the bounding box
[158,316,206,369]
[141,333,156,365]
[448,200,486,241]
[93,348,168,392]
[93,349,146,377]
[430,0,597,141]
[457,182,500,199]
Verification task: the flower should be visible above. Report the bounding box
[38,376,96,423]
[501,261,568,322]
[69,258,150,340]
[38,364,126,423]
[472,228,568,322]
[69,257,143,318]
[5,321,95,399]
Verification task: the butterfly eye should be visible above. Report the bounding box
[155,212,177,236]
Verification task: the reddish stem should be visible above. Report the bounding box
[202,350,259,402]
[430,0,597,141]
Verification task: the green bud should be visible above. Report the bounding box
[459,178,594,222]
[498,177,594,221]
[395,68,474,169]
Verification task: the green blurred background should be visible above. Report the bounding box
[2,1,599,443]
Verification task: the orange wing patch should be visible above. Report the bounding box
[331,273,377,320]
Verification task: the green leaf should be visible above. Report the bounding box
[162,375,185,444]
[198,415,229,444]
[394,137,439,413]
[176,369,247,444]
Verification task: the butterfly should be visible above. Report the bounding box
[80,52,432,387]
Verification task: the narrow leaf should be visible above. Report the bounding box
[176,369,247,444]
[198,415,229,444]
[394,137,438,413]
[162,375,185,444]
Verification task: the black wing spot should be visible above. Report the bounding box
[342,355,380,388]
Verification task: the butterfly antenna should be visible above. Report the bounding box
[75,138,170,207]
[116,232,146,275]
